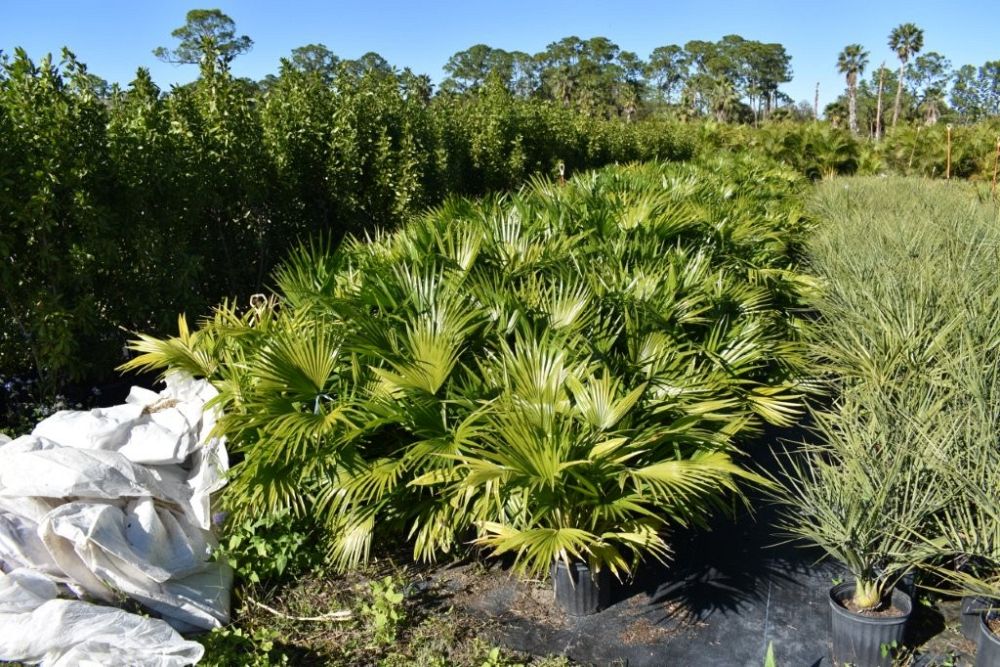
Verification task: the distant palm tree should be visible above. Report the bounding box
[889,23,924,127]
[616,82,640,122]
[710,77,740,122]
[919,89,944,125]
[874,63,887,139]
[550,66,575,107]
[837,45,869,135]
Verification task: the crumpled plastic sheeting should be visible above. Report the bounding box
[0,373,231,664]
[0,568,204,666]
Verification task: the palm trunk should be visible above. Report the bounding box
[848,83,858,134]
[853,578,882,611]
[892,63,904,127]
[875,64,885,140]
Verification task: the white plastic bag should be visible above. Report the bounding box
[0,372,230,664]
[0,568,205,666]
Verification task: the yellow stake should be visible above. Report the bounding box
[946,125,952,180]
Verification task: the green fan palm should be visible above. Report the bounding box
[122,156,815,575]
[431,344,764,579]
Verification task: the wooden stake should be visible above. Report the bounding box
[907,126,921,173]
[946,125,952,180]
[992,137,1000,199]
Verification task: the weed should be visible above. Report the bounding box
[360,575,406,646]
[216,508,322,585]
[199,626,291,667]
[764,641,777,667]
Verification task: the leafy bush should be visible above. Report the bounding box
[216,508,323,585]
[0,49,692,393]
[0,49,117,389]
[124,155,814,578]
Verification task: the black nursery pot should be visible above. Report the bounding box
[829,582,912,667]
[551,560,610,616]
[978,611,1000,667]
[963,596,994,642]
[895,571,916,599]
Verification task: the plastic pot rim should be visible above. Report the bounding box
[828,581,913,625]
[983,610,1000,645]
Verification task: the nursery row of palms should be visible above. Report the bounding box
[699,119,1000,181]
[775,176,1000,663]
[123,154,816,581]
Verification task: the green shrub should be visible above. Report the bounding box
[876,121,1000,179]
[124,155,814,577]
[0,49,116,389]
[0,49,693,392]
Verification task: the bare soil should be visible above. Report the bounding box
[840,597,907,618]
[438,562,570,629]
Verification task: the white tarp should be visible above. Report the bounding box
[0,373,230,665]
[0,568,204,666]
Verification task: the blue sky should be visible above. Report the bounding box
[3,1,998,108]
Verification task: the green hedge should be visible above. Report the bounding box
[4,47,998,393]
[0,52,692,390]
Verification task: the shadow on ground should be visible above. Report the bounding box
[424,425,832,666]
[434,500,840,667]
[426,425,977,666]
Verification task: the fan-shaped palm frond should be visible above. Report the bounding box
[123,156,814,577]
[120,313,221,379]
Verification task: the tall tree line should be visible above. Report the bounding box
[441,34,794,123]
